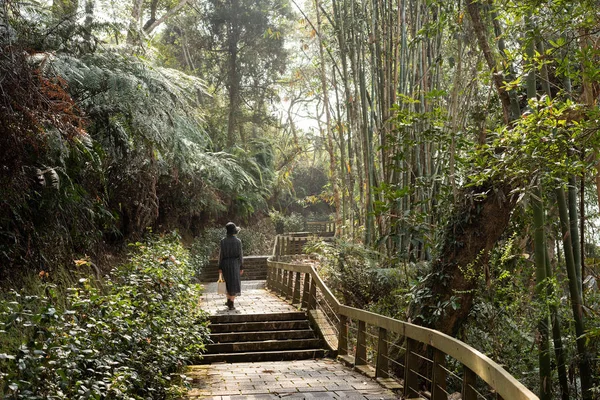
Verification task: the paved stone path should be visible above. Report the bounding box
[186,359,399,399]
[189,280,400,399]
[199,280,298,315]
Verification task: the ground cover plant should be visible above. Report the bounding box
[0,232,209,399]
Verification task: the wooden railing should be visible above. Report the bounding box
[267,237,539,400]
[272,233,335,257]
[304,220,335,236]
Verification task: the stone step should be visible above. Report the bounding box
[200,348,325,364]
[209,311,306,324]
[207,338,322,353]
[211,329,316,343]
[209,320,310,333]
[199,272,267,282]
[201,267,266,273]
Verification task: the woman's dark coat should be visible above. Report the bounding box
[218,235,243,296]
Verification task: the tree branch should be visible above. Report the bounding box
[144,0,191,35]
[466,1,513,125]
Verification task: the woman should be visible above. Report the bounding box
[218,222,244,310]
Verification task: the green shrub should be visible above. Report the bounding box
[306,239,412,317]
[0,232,209,399]
[268,211,305,234]
[189,220,275,273]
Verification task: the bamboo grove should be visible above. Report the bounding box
[295,0,600,398]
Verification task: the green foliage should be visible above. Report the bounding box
[268,211,304,234]
[236,219,276,256]
[306,239,411,316]
[189,220,275,272]
[0,233,209,399]
[467,96,600,193]
[158,0,294,149]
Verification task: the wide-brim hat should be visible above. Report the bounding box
[225,222,240,235]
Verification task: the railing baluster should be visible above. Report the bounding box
[266,263,272,289]
[286,269,294,299]
[301,272,310,309]
[282,269,288,297]
[432,348,447,400]
[462,366,477,400]
[273,235,280,258]
[376,327,389,378]
[338,314,348,356]
[355,320,367,366]
[308,275,317,311]
[277,267,284,296]
[292,271,301,305]
[404,338,419,398]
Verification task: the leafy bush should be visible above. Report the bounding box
[0,232,209,399]
[188,220,275,274]
[237,219,276,255]
[268,211,304,234]
[306,239,411,316]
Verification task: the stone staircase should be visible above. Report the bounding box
[198,255,268,282]
[201,311,325,363]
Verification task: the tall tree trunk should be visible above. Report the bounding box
[568,175,582,294]
[465,1,513,125]
[532,185,552,400]
[315,0,341,233]
[127,0,144,44]
[409,183,516,335]
[226,0,240,148]
[527,26,552,396]
[83,0,94,51]
[357,24,375,245]
[143,0,191,35]
[555,186,593,400]
[546,249,570,400]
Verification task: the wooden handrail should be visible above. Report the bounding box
[267,235,539,400]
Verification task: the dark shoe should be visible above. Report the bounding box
[226,299,232,308]
[228,301,235,310]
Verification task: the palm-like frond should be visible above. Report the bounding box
[192,150,258,192]
[40,51,210,161]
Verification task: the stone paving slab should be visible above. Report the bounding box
[200,280,298,316]
[186,359,399,399]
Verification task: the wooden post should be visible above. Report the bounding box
[281,269,288,297]
[355,320,367,366]
[266,263,272,289]
[431,349,447,400]
[308,276,317,310]
[462,366,477,400]
[273,235,280,258]
[286,269,294,299]
[301,273,310,309]
[282,236,288,256]
[404,338,420,398]
[376,327,389,378]
[338,314,348,356]
[290,237,296,255]
[276,268,284,296]
[292,271,301,305]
